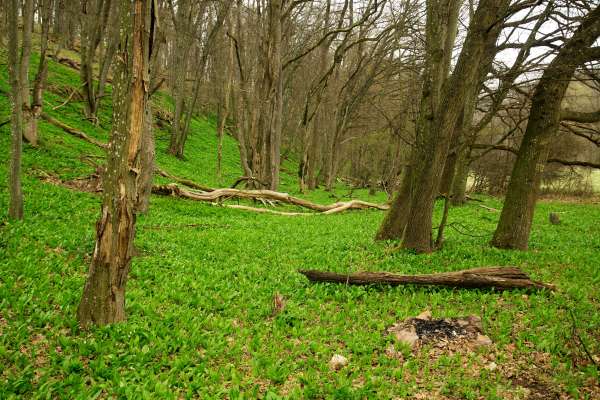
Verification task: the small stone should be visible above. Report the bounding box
[393,326,419,347]
[385,344,402,359]
[415,310,432,320]
[329,354,348,371]
[474,334,492,347]
[486,362,497,371]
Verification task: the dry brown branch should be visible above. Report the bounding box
[299,267,555,291]
[52,83,85,110]
[41,113,108,149]
[478,204,500,212]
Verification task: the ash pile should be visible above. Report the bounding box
[385,311,492,349]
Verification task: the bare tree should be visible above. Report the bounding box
[78,0,155,327]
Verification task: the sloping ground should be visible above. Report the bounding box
[1,52,599,398]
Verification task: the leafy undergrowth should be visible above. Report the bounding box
[1,51,600,399]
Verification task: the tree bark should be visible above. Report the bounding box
[78,0,153,327]
[7,0,24,219]
[492,5,600,250]
[375,166,412,240]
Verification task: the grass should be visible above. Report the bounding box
[0,49,599,399]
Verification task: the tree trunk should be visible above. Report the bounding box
[7,0,24,220]
[80,0,111,123]
[376,0,461,243]
[28,0,53,145]
[217,25,234,182]
[451,146,470,206]
[20,0,35,145]
[375,166,413,241]
[78,0,153,327]
[401,0,510,253]
[492,6,600,250]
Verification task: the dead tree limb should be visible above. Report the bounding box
[230,176,268,189]
[152,184,389,213]
[52,83,85,110]
[299,267,555,291]
[41,113,108,149]
[154,167,214,192]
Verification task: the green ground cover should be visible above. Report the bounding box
[0,50,599,399]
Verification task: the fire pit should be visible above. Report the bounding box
[385,311,492,349]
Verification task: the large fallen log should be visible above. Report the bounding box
[299,267,555,291]
[152,184,389,214]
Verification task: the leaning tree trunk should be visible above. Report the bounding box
[78,0,153,327]
[7,0,24,220]
[492,6,600,250]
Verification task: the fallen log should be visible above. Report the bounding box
[41,113,108,149]
[43,115,389,214]
[152,183,389,214]
[299,267,555,291]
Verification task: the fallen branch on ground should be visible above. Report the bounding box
[42,116,389,214]
[478,204,500,212]
[41,113,108,149]
[223,204,312,216]
[154,167,214,192]
[152,184,389,214]
[299,267,555,291]
[52,83,85,110]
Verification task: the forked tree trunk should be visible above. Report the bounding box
[7,0,24,220]
[78,0,153,327]
[492,6,600,250]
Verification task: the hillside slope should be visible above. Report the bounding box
[1,50,599,398]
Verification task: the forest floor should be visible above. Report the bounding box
[1,50,599,399]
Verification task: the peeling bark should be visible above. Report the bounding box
[78,0,153,327]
